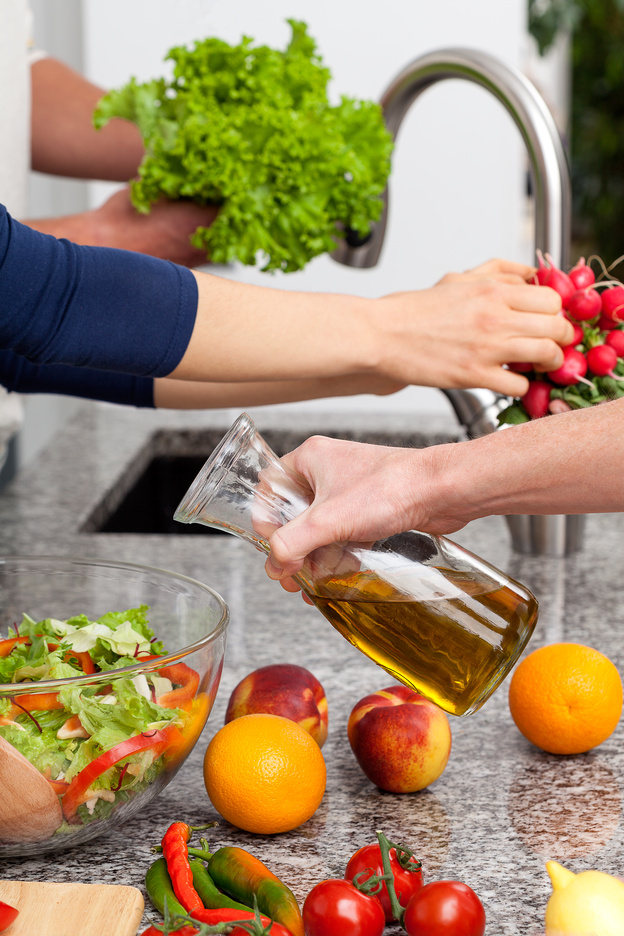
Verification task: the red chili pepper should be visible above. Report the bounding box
[140,928,197,936]
[61,727,172,820]
[140,907,294,936]
[161,823,205,914]
[0,900,18,931]
[191,907,293,935]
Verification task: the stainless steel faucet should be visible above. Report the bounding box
[333,46,571,438]
[333,48,582,555]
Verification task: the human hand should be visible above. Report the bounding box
[264,436,464,594]
[90,188,219,266]
[435,256,536,286]
[371,260,573,397]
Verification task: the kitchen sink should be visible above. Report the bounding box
[84,426,455,535]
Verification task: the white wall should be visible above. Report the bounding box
[82,0,532,417]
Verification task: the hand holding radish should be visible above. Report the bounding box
[377,258,573,396]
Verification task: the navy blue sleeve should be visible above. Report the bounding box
[0,349,155,408]
[0,204,198,377]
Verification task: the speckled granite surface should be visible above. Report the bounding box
[0,401,622,935]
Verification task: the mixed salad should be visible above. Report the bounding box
[0,606,205,835]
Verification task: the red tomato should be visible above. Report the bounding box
[403,881,485,936]
[345,843,424,921]
[0,901,18,931]
[303,879,385,936]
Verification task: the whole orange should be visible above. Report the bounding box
[203,713,326,834]
[508,643,623,755]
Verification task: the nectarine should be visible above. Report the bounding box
[225,663,328,747]
[348,685,451,792]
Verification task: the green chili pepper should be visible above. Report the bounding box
[145,857,188,918]
[207,846,304,936]
[189,859,250,913]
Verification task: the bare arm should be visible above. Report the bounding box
[264,399,624,584]
[30,57,143,180]
[153,374,404,408]
[170,260,572,393]
[25,58,218,266]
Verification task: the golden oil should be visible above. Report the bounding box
[310,568,538,717]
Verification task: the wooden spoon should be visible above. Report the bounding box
[0,735,63,842]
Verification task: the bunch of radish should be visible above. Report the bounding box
[498,253,624,425]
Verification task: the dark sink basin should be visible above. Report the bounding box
[83,426,455,535]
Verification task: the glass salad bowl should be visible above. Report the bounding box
[0,556,229,856]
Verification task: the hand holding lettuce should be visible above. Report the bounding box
[93,20,393,272]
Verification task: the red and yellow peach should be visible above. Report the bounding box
[348,685,451,792]
[225,663,328,747]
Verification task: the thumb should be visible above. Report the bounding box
[267,510,323,577]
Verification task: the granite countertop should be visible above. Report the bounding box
[0,401,622,935]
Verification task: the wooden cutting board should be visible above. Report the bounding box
[0,880,145,936]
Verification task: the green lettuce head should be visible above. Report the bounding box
[94,19,393,272]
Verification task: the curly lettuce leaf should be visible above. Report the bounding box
[93,19,393,272]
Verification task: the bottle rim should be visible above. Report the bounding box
[173,412,256,525]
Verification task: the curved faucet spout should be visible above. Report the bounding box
[334,46,571,272]
[333,47,572,440]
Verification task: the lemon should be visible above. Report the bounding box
[545,860,624,935]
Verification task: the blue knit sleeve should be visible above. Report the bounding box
[0,204,198,377]
[0,349,155,408]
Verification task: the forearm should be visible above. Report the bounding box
[432,399,624,523]
[170,271,379,383]
[153,374,402,409]
[20,212,103,243]
[30,58,143,180]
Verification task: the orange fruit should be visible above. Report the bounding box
[203,713,326,834]
[508,643,623,755]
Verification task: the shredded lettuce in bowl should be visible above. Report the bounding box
[0,607,199,833]
[93,19,393,272]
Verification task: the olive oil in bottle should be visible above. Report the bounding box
[175,413,539,718]
[310,567,538,717]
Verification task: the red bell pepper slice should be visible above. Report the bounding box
[12,692,63,712]
[61,727,172,821]
[163,693,210,770]
[155,663,199,709]
[0,636,30,658]
[133,654,200,709]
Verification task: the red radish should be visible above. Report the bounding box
[544,266,576,308]
[563,320,584,347]
[606,329,624,356]
[568,258,596,290]
[586,344,624,379]
[533,252,551,286]
[507,361,533,373]
[601,285,624,323]
[521,380,551,419]
[547,346,588,385]
[598,313,618,331]
[567,288,601,321]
